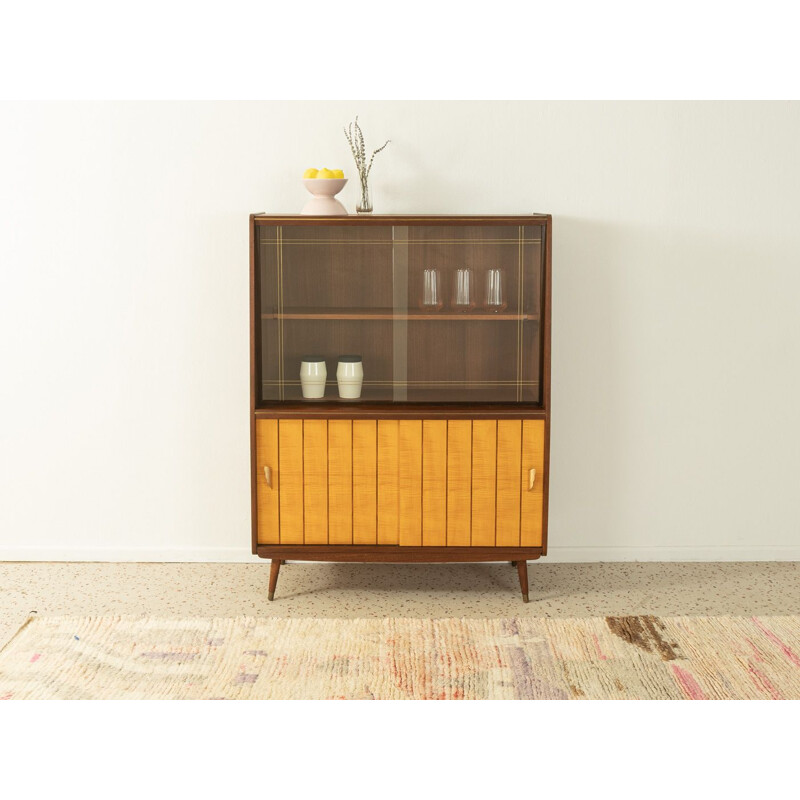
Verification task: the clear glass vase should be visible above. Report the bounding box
[356,179,372,214]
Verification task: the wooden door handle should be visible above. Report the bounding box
[528,468,536,491]
[263,466,273,488]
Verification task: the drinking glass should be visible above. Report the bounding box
[452,268,476,311]
[420,268,443,311]
[484,268,507,312]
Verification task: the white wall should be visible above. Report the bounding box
[1,101,799,561]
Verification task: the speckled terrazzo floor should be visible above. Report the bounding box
[1,561,798,647]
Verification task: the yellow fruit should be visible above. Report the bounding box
[317,167,335,179]
[332,169,344,179]
[303,168,318,179]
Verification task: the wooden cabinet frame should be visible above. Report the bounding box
[249,215,552,601]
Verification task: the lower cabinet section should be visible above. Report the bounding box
[256,418,545,548]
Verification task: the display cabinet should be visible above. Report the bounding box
[250,215,552,601]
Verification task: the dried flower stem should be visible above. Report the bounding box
[344,115,390,211]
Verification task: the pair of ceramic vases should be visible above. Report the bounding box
[300,356,363,399]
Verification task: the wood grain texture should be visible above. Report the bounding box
[327,420,353,545]
[496,419,522,547]
[255,403,545,420]
[422,420,447,546]
[352,420,377,545]
[254,214,550,227]
[398,420,422,547]
[377,420,399,545]
[268,559,281,600]
[520,419,545,547]
[249,218,258,553]
[302,420,328,545]
[446,420,472,546]
[471,420,497,547]
[278,419,304,545]
[257,544,543,562]
[542,217,552,555]
[255,419,279,544]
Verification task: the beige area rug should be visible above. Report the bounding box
[1,614,799,699]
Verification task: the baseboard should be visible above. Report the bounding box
[1,545,799,563]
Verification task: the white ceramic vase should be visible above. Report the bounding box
[300,357,327,399]
[336,356,363,399]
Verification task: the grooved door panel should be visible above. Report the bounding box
[256,417,543,550]
[447,420,472,546]
[328,420,353,545]
[377,420,399,544]
[303,420,328,545]
[256,419,279,544]
[352,420,377,545]
[399,420,422,547]
[471,420,497,547]
[278,419,304,545]
[520,420,545,547]
[496,420,522,547]
[422,420,447,546]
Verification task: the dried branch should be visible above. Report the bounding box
[366,139,391,179]
[344,115,390,209]
[344,115,390,182]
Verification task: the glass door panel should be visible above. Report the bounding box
[401,225,542,402]
[257,223,544,404]
[258,225,395,401]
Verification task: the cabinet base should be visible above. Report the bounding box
[256,546,542,601]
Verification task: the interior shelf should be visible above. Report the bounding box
[262,308,539,321]
[262,383,540,404]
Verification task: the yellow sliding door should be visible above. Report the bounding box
[520,420,545,547]
[256,419,279,544]
[277,419,304,545]
[352,420,377,545]
[328,420,353,545]
[495,420,522,547]
[255,418,543,548]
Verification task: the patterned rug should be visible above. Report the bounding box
[1,614,798,699]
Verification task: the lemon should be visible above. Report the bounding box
[317,167,335,179]
[332,169,344,179]
[303,168,319,179]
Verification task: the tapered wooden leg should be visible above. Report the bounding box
[268,559,281,601]
[517,560,529,603]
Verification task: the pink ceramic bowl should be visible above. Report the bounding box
[303,178,347,196]
[301,178,348,215]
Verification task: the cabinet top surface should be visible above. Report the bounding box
[252,213,551,225]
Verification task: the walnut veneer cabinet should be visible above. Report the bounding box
[250,215,552,601]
